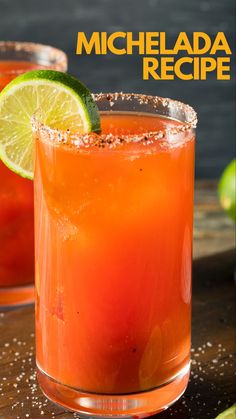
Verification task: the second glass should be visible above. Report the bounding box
[0,41,67,307]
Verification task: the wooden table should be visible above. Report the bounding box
[0,181,235,419]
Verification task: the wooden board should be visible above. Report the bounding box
[0,181,235,419]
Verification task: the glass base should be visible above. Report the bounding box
[37,363,190,418]
[0,284,34,309]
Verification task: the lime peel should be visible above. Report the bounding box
[215,403,236,419]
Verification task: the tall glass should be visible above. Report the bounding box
[33,93,197,417]
[0,41,67,307]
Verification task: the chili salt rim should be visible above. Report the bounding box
[0,41,67,73]
[32,93,198,149]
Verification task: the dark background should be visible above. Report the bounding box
[0,0,235,178]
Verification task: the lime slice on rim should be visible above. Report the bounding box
[0,70,100,179]
[215,404,236,419]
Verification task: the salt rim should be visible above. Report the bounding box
[0,41,68,74]
[32,92,198,149]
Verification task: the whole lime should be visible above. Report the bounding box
[218,159,236,222]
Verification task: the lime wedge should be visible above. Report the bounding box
[215,404,236,419]
[0,70,100,179]
[218,159,236,222]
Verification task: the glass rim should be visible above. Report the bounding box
[32,92,198,149]
[0,41,67,73]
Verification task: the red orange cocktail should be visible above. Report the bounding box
[0,42,67,307]
[33,93,197,416]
